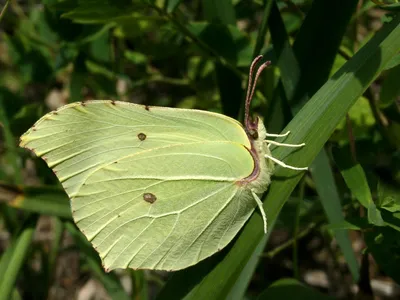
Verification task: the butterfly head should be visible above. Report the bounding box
[245,116,268,143]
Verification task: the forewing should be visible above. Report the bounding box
[20,101,250,197]
[73,142,254,270]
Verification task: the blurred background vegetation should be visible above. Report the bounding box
[0,0,400,299]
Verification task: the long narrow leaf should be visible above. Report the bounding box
[312,151,360,279]
[269,0,360,280]
[257,278,336,300]
[158,14,400,300]
[333,154,385,226]
[202,0,242,119]
[0,216,37,300]
[1,185,71,219]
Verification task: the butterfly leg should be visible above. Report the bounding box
[264,154,308,171]
[265,130,291,138]
[251,190,267,234]
[265,140,305,148]
[265,130,305,148]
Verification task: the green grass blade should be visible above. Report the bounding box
[165,0,183,13]
[384,52,400,70]
[46,218,64,294]
[266,2,299,131]
[202,0,236,25]
[131,270,148,300]
[0,216,37,300]
[0,0,11,23]
[253,0,274,58]
[2,185,72,219]
[157,13,400,300]
[0,234,16,283]
[291,0,359,110]
[202,0,242,118]
[375,2,400,11]
[257,278,336,300]
[269,0,360,280]
[0,97,22,184]
[323,219,368,231]
[312,150,359,280]
[215,64,243,118]
[380,63,400,107]
[335,157,385,226]
[225,234,270,300]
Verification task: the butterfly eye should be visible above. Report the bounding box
[247,129,258,140]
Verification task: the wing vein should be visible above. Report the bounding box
[170,186,238,267]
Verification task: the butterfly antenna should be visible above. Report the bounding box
[245,55,270,130]
[251,190,267,234]
[247,61,271,114]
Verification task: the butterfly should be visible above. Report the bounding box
[20,55,307,271]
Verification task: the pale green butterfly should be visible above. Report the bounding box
[20,56,307,271]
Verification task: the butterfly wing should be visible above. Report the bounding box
[20,101,257,270]
[20,101,250,196]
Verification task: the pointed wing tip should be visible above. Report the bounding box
[19,136,27,148]
[19,133,35,151]
[18,111,60,149]
[19,132,40,154]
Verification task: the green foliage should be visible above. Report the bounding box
[1,0,400,299]
[257,278,336,300]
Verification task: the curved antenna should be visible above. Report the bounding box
[248,61,271,111]
[244,55,263,130]
[244,56,271,131]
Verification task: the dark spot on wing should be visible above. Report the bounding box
[111,100,116,105]
[143,193,157,204]
[81,101,86,106]
[138,133,146,141]
[145,105,150,111]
